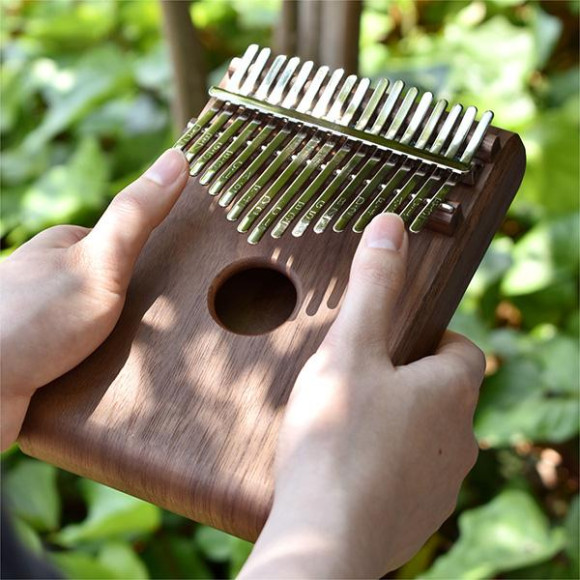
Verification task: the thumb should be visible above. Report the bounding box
[82,149,189,285]
[323,213,408,357]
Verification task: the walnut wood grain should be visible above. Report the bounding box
[19,110,525,543]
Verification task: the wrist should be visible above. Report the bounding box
[240,492,386,579]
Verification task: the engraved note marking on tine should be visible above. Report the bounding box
[189,55,295,176]
[241,75,369,243]
[185,48,274,162]
[174,44,259,151]
[197,58,313,184]
[175,45,494,241]
[226,68,348,222]
[212,63,331,206]
[237,74,358,233]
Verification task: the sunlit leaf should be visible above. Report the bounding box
[21,46,133,150]
[196,526,233,562]
[50,551,118,580]
[4,459,60,532]
[141,534,212,579]
[18,137,108,236]
[97,542,149,579]
[421,489,566,579]
[565,495,579,574]
[475,350,579,447]
[55,480,161,546]
[502,213,580,296]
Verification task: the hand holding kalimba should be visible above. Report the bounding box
[240,214,485,578]
[0,149,188,450]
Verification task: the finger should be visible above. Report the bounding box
[410,330,486,390]
[434,330,486,386]
[82,148,188,280]
[322,213,408,356]
[14,225,91,253]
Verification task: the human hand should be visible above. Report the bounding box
[0,149,189,450]
[241,214,485,579]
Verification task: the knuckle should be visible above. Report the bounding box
[110,191,149,223]
[464,437,480,471]
[354,250,404,292]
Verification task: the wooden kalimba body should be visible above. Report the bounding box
[20,46,526,542]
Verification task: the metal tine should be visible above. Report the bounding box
[361,160,437,231]
[228,44,261,92]
[240,48,276,95]
[355,78,389,130]
[385,87,419,140]
[216,65,335,208]
[315,83,417,233]
[459,110,493,163]
[264,56,301,102]
[184,48,272,161]
[177,46,263,155]
[310,69,346,117]
[429,103,463,154]
[341,78,371,125]
[325,75,358,122]
[174,44,259,150]
[268,78,388,239]
[199,59,312,185]
[306,80,407,234]
[243,77,368,243]
[227,70,348,222]
[410,110,494,233]
[353,97,447,232]
[400,105,478,222]
[444,105,477,159]
[414,99,447,149]
[400,91,433,145]
[189,56,295,176]
[289,65,329,110]
[208,60,320,199]
[334,92,433,232]
[409,177,455,233]
[369,80,405,135]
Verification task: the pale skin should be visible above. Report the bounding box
[1,149,485,578]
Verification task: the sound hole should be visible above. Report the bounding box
[211,266,297,335]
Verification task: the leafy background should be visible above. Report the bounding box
[1,0,578,578]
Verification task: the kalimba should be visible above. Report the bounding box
[20,45,526,542]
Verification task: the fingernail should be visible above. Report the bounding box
[144,149,186,186]
[366,213,405,251]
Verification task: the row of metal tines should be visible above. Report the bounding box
[174,45,494,243]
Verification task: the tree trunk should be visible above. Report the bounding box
[160,0,207,134]
[319,0,361,74]
[278,0,361,73]
[274,0,298,55]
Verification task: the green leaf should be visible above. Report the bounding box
[97,542,149,579]
[517,99,580,217]
[4,459,60,532]
[17,136,109,237]
[502,213,580,296]
[50,551,118,580]
[421,489,566,579]
[230,536,254,577]
[11,516,44,556]
[196,525,234,562]
[22,0,117,51]
[21,45,133,151]
[55,480,161,546]
[195,525,253,575]
[475,348,579,447]
[141,534,212,579]
[565,495,579,574]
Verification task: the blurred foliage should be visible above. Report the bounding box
[1,0,578,578]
